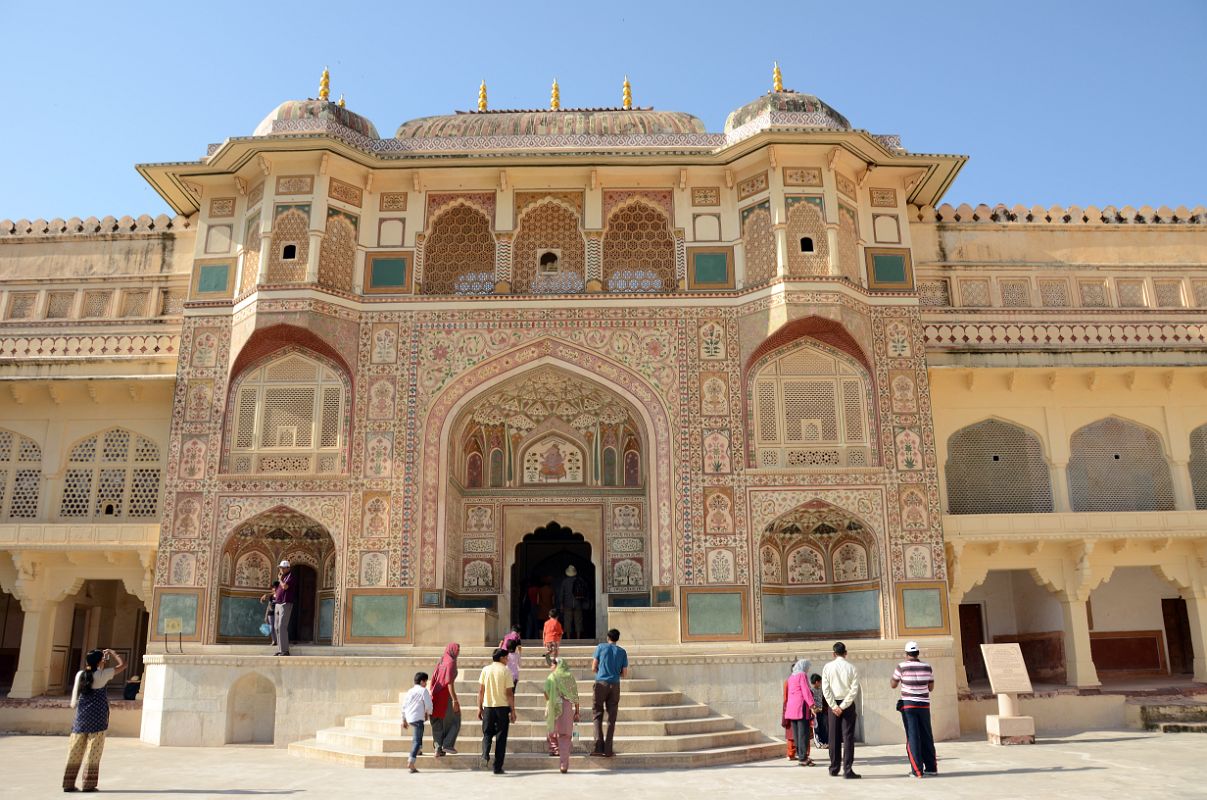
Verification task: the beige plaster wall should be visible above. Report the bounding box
[0,702,142,737]
[958,693,1126,736]
[0,233,195,280]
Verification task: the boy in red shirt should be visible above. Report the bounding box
[542,609,564,663]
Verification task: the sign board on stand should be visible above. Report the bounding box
[979,642,1036,745]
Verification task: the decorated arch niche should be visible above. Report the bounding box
[511,199,586,294]
[421,201,495,295]
[602,198,676,292]
[759,500,882,641]
[217,505,337,645]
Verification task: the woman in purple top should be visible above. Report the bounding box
[784,658,815,766]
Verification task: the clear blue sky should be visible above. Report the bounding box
[2,1,1204,219]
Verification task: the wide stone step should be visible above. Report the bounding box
[385,688,682,710]
[316,725,764,754]
[371,701,714,723]
[1140,702,1207,725]
[345,713,738,738]
[1152,721,1207,733]
[290,738,785,770]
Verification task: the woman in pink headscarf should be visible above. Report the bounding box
[430,643,462,756]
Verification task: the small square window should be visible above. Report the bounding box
[281,243,298,261]
[799,237,814,253]
[538,250,561,274]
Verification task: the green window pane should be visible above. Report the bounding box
[197,264,230,293]
[693,253,728,285]
[370,257,409,289]
[873,254,907,284]
[686,591,743,636]
[350,593,408,638]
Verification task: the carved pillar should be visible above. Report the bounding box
[674,229,687,291]
[772,223,789,280]
[825,224,840,277]
[1050,460,1071,512]
[585,231,603,292]
[1058,594,1100,688]
[8,597,60,699]
[1183,587,1207,682]
[494,232,513,294]
[1171,460,1196,511]
[305,231,324,284]
[413,233,426,292]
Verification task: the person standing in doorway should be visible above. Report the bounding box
[430,643,461,757]
[272,560,295,656]
[478,647,517,775]
[822,641,861,779]
[891,641,937,777]
[62,648,125,792]
[557,565,588,639]
[589,628,628,758]
[402,671,433,774]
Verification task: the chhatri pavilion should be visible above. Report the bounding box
[1,67,1205,759]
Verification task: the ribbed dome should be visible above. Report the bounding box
[724,91,850,133]
[395,108,707,139]
[254,99,379,138]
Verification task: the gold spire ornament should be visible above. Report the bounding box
[478,80,488,111]
[622,75,632,110]
[319,66,331,101]
[337,94,346,108]
[772,62,783,93]
[551,78,560,110]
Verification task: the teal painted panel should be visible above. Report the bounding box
[609,593,650,608]
[445,594,496,610]
[686,591,743,636]
[693,252,728,285]
[654,587,673,606]
[902,587,943,629]
[370,257,409,288]
[762,589,880,636]
[872,253,907,284]
[219,595,268,639]
[350,593,408,638]
[197,264,230,293]
[156,593,198,636]
[319,597,336,640]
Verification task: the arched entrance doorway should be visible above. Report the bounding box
[512,522,595,641]
[217,506,337,645]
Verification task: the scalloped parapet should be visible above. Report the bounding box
[908,204,1207,225]
[0,214,194,238]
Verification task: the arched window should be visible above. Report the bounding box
[602,447,617,487]
[422,204,495,295]
[751,340,872,469]
[1191,423,1207,510]
[946,419,1053,514]
[59,429,161,519]
[602,201,675,293]
[228,352,349,474]
[0,429,41,519]
[1068,418,1174,512]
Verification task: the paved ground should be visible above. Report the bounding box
[5,730,1206,799]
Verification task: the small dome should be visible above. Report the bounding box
[724,90,850,134]
[254,99,379,138]
[395,108,706,139]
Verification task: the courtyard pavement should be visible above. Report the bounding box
[3,729,1205,799]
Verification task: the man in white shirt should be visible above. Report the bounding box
[821,641,861,779]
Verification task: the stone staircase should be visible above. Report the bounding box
[1139,697,1207,734]
[290,654,781,770]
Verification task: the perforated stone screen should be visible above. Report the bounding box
[1190,424,1207,510]
[57,429,161,519]
[946,419,1053,514]
[0,430,42,519]
[1068,418,1174,512]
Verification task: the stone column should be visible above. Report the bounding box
[1050,460,1071,512]
[8,597,60,699]
[1170,460,1196,511]
[1058,594,1100,688]
[772,223,789,279]
[825,224,840,277]
[305,231,324,284]
[1182,588,1207,683]
[256,232,272,284]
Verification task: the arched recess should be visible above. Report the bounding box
[946,418,1053,514]
[421,202,495,295]
[226,672,276,744]
[1189,423,1207,510]
[0,428,42,519]
[216,506,337,646]
[317,209,357,292]
[422,342,674,591]
[740,201,776,286]
[745,335,876,469]
[511,199,586,294]
[602,199,676,292]
[758,500,883,641]
[1068,417,1175,512]
[222,347,352,475]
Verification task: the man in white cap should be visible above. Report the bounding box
[556,565,588,639]
[272,560,295,656]
[891,641,936,777]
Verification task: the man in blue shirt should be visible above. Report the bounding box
[590,628,628,757]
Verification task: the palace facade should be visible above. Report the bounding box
[1,69,1205,748]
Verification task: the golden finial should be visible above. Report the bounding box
[551,78,560,110]
[478,80,488,112]
[622,75,632,110]
[772,62,783,93]
[337,94,346,108]
[319,66,330,101]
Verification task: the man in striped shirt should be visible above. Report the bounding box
[890,641,936,777]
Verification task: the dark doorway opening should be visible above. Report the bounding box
[288,564,319,645]
[1163,597,1194,675]
[959,602,988,684]
[512,521,595,641]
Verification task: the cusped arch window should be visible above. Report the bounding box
[1191,423,1207,510]
[59,428,162,520]
[946,419,1053,514]
[750,340,872,469]
[227,352,349,475]
[1068,417,1174,512]
[0,429,42,519]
